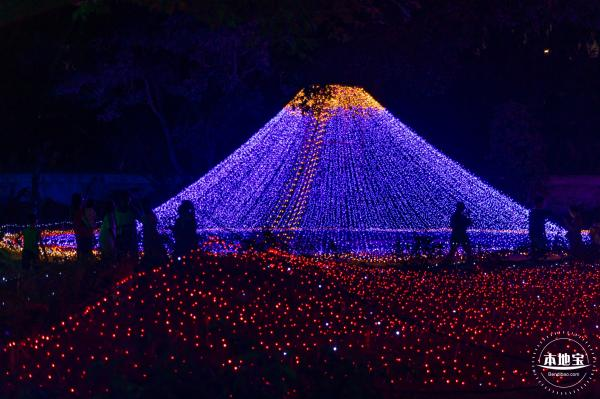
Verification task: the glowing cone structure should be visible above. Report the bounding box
[155,85,559,253]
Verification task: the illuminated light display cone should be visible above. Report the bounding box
[155,85,561,253]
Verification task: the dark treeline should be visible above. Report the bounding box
[2,1,600,201]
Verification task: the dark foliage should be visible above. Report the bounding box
[1,1,600,200]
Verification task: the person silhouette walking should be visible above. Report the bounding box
[446,202,473,264]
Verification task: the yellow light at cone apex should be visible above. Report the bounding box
[286,84,384,113]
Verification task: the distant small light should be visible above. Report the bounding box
[543,48,551,55]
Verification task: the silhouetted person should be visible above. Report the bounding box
[21,214,45,270]
[71,193,83,258]
[71,193,93,261]
[83,199,97,251]
[590,221,600,259]
[262,228,276,250]
[173,200,198,258]
[446,202,473,263]
[141,206,167,268]
[99,201,117,262]
[529,196,551,259]
[565,205,584,258]
[115,192,138,260]
[326,238,338,253]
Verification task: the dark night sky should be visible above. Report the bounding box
[2,1,600,202]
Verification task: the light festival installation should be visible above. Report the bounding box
[155,85,561,253]
[2,249,599,396]
[0,222,93,260]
